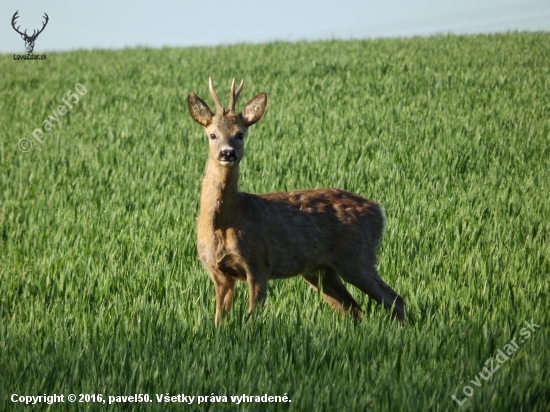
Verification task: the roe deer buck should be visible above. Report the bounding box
[188,78,404,325]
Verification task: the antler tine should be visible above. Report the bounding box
[235,79,244,106]
[39,13,49,32]
[209,77,224,114]
[11,11,25,36]
[228,79,236,112]
[228,79,245,112]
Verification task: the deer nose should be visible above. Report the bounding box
[218,149,237,162]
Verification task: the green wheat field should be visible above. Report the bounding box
[1,33,549,411]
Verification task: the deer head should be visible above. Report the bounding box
[188,78,267,167]
[11,11,49,54]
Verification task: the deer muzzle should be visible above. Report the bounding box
[218,149,237,165]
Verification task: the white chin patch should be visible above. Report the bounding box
[219,160,235,166]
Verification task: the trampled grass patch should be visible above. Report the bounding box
[1,33,549,411]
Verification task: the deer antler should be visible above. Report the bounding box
[209,77,224,114]
[228,79,244,113]
[28,13,49,41]
[11,11,49,41]
[11,11,26,37]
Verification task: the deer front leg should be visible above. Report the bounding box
[212,274,236,326]
[245,268,269,315]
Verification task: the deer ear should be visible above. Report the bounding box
[241,92,267,127]
[188,92,214,126]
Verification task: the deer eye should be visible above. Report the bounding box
[209,134,217,140]
[236,132,244,140]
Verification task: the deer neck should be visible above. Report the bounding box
[199,159,240,231]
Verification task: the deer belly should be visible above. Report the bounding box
[269,252,325,279]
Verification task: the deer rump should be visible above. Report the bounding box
[198,187,384,281]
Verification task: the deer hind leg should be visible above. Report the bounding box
[302,269,363,320]
[213,276,236,326]
[337,264,405,322]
